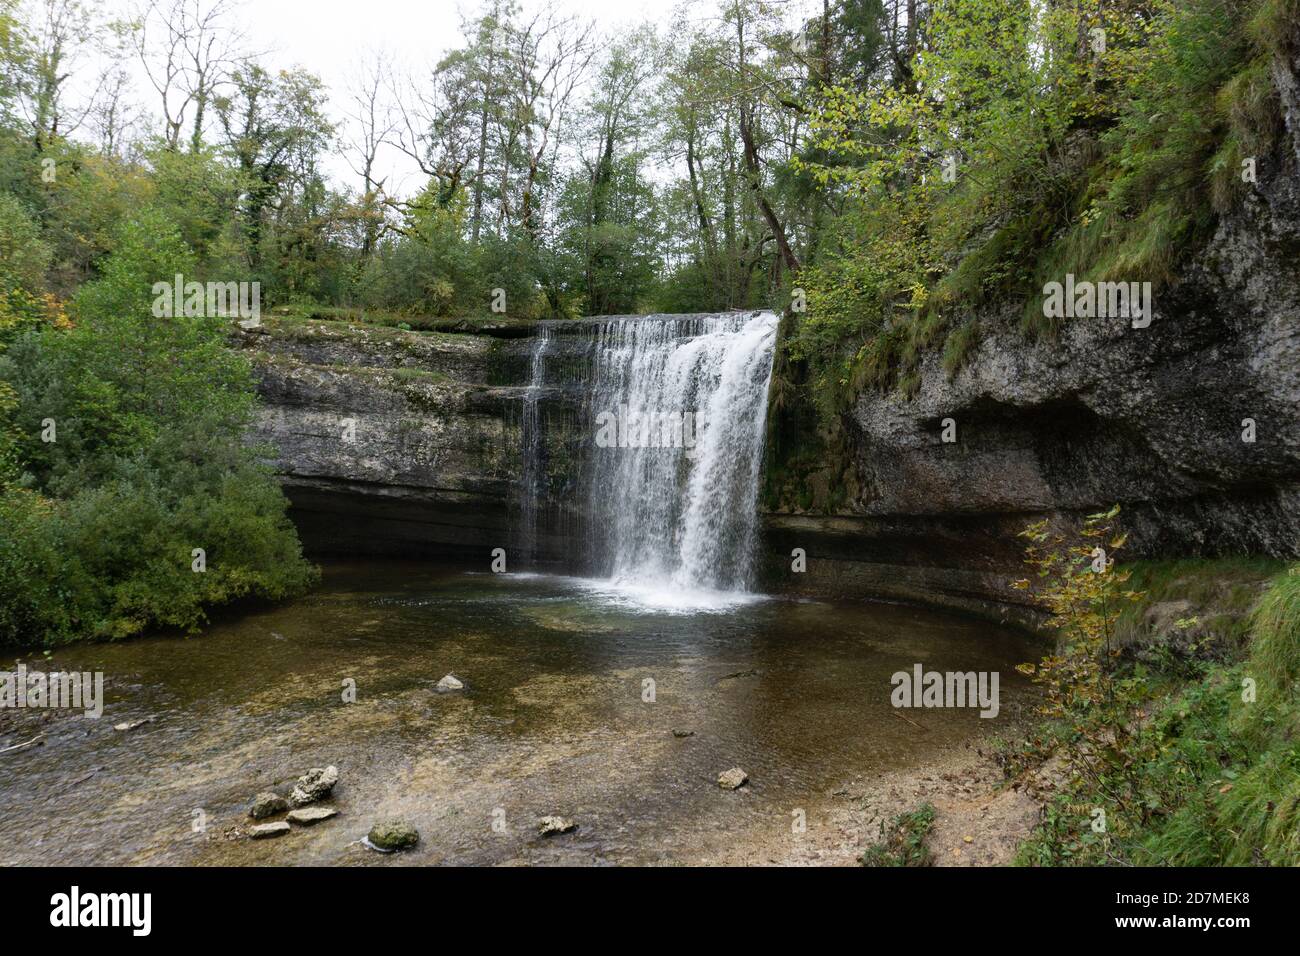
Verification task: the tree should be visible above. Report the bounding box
[18,0,108,148]
[215,63,333,270]
[132,0,251,151]
[342,52,396,257]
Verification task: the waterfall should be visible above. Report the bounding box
[516,311,778,605]
[584,311,778,603]
[519,322,552,560]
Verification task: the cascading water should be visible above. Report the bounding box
[516,310,778,607]
[518,322,552,559]
[575,311,777,606]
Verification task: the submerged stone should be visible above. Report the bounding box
[249,821,291,839]
[287,806,338,826]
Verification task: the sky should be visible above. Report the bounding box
[263,0,662,194]
[56,0,819,197]
[75,0,701,196]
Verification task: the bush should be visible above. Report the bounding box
[0,214,317,647]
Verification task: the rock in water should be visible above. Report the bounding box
[287,806,338,826]
[672,729,695,738]
[718,768,748,790]
[435,674,464,691]
[289,766,339,807]
[367,820,419,851]
[538,816,577,836]
[249,822,291,839]
[249,792,289,820]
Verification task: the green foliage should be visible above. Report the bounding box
[783,0,1288,431]
[0,214,316,647]
[860,803,936,866]
[1248,568,1300,704]
[0,192,50,291]
[1014,560,1300,867]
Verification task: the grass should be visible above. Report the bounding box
[1115,556,1282,654]
[1247,568,1300,702]
[861,803,937,867]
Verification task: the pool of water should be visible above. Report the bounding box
[0,563,1040,865]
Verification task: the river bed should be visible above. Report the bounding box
[0,562,1039,865]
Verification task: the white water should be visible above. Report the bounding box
[584,311,779,607]
[519,322,552,558]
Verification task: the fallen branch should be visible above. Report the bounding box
[891,711,928,732]
[0,734,45,755]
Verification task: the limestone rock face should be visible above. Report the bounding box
[761,37,1300,620]
[240,318,579,564]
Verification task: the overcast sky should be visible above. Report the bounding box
[54,0,817,196]
[241,0,657,194]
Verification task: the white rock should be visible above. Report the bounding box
[249,821,290,839]
[287,806,338,826]
[538,815,577,836]
[435,674,464,691]
[289,765,339,807]
[718,767,748,790]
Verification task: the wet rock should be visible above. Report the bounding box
[287,806,338,826]
[435,674,464,691]
[718,768,749,790]
[113,718,152,732]
[367,820,419,851]
[289,765,339,807]
[249,822,290,839]
[672,729,695,738]
[249,792,289,820]
[538,815,577,836]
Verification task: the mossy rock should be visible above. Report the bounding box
[368,820,420,851]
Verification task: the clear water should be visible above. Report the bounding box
[0,563,1038,866]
